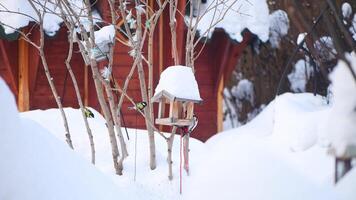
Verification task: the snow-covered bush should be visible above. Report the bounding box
[192,0,270,42]
[314,36,336,61]
[342,2,352,19]
[324,53,356,156]
[269,10,289,48]
[231,79,255,106]
[288,59,313,92]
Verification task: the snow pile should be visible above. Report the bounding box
[269,10,289,48]
[192,0,270,42]
[154,65,201,101]
[272,93,328,151]
[185,92,338,200]
[342,3,352,19]
[288,59,312,92]
[323,53,356,156]
[231,79,254,105]
[336,168,356,199]
[20,106,205,200]
[314,36,336,61]
[0,78,131,200]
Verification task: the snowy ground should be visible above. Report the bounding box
[1,77,355,199]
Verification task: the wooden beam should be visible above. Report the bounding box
[18,37,30,111]
[217,74,224,133]
[0,40,18,93]
[214,34,231,93]
[158,101,166,118]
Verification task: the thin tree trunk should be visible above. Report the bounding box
[65,30,95,163]
[27,0,74,149]
[169,0,179,65]
[83,0,122,174]
[39,49,74,149]
[135,1,156,169]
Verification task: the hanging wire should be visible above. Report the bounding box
[134,111,138,181]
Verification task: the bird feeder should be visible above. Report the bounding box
[152,90,201,127]
[80,41,111,65]
[80,25,115,65]
[151,65,202,127]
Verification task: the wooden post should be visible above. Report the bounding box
[335,158,352,183]
[18,38,29,111]
[217,74,224,132]
[158,101,166,118]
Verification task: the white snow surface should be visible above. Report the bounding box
[2,71,356,199]
[191,0,270,42]
[323,52,356,156]
[288,59,313,92]
[154,65,201,101]
[185,93,341,200]
[269,9,289,48]
[0,78,131,200]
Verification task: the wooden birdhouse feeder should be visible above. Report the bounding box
[152,65,202,127]
[152,91,202,127]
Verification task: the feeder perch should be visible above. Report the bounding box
[151,65,202,127]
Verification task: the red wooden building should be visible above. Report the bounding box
[0,1,251,141]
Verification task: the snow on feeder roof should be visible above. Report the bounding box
[152,65,202,103]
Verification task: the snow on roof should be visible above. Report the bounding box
[154,65,202,101]
[0,0,62,36]
[0,0,101,36]
[191,0,270,42]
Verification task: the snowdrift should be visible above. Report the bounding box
[185,93,341,200]
[0,78,132,200]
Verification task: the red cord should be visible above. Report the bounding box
[180,129,182,194]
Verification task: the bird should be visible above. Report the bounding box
[84,107,94,118]
[188,115,198,133]
[128,101,147,112]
